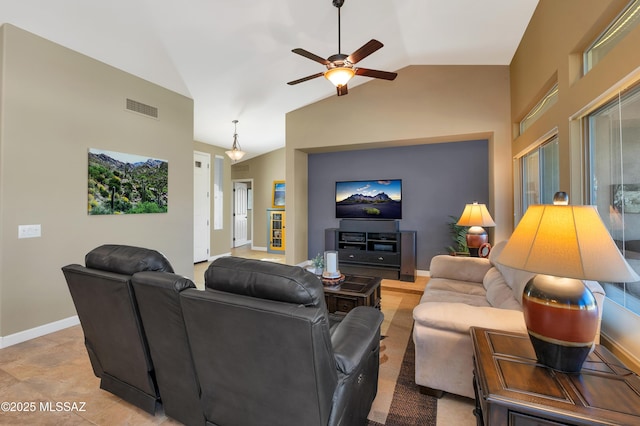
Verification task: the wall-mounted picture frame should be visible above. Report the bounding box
[612,184,640,214]
[88,148,168,215]
[272,180,285,208]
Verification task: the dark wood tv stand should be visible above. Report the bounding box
[325,221,416,282]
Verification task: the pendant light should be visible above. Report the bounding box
[225,119,246,161]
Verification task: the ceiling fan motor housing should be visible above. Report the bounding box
[327,54,351,68]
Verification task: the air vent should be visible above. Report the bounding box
[126,98,158,119]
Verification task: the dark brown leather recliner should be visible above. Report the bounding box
[61,244,174,414]
[181,257,384,426]
[131,271,205,426]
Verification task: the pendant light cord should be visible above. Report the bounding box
[337,6,342,54]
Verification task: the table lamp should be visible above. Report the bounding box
[497,193,640,372]
[456,202,496,257]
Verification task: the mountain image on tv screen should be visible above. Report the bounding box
[335,179,402,219]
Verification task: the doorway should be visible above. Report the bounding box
[194,151,211,262]
[232,179,253,248]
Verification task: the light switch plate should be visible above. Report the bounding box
[18,224,41,239]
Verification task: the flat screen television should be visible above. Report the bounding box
[335,179,402,219]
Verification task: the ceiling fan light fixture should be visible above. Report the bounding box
[288,0,397,95]
[225,119,246,161]
[324,67,355,87]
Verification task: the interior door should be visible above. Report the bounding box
[194,152,210,262]
[233,182,248,247]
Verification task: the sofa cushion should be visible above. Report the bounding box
[489,241,536,306]
[483,268,522,310]
[430,255,492,283]
[413,302,527,334]
[426,279,486,296]
[419,289,490,307]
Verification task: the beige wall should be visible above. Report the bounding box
[0,25,194,338]
[510,0,640,368]
[285,65,513,264]
[193,142,233,257]
[231,148,285,249]
[510,0,632,194]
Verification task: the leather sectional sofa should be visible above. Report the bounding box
[412,241,606,399]
[63,245,383,426]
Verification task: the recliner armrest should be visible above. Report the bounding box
[331,306,383,375]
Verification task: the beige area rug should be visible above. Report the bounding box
[368,335,438,426]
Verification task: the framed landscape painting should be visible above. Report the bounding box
[88,148,168,215]
[272,180,285,208]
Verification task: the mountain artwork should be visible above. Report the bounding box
[88,148,168,215]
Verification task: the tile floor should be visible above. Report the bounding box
[0,246,475,425]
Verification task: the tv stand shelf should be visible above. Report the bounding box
[326,224,416,282]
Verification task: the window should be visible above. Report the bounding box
[587,84,640,314]
[519,83,558,135]
[213,155,224,230]
[520,136,560,215]
[584,0,640,74]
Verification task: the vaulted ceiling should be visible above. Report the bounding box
[1,0,539,160]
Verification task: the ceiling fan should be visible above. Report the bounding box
[287,0,397,96]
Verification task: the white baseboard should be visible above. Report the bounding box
[208,252,231,262]
[0,315,80,349]
[251,246,267,252]
[417,269,430,277]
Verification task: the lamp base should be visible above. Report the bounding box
[466,226,488,257]
[528,334,592,373]
[522,275,598,373]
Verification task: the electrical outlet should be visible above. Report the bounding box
[18,224,41,239]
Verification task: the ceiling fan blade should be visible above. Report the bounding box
[337,85,348,96]
[292,48,330,65]
[355,68,398,81]
[287,72,325,85]
[347,39,383,64]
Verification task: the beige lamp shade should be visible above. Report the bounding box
[497,204,640,283]
[456,202,496,227]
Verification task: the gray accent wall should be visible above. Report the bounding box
[307,140,489,271]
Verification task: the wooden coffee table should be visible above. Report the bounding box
[323,274,381,316]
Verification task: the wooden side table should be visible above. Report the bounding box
[471,327,640,426]
[323,274,381,316]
